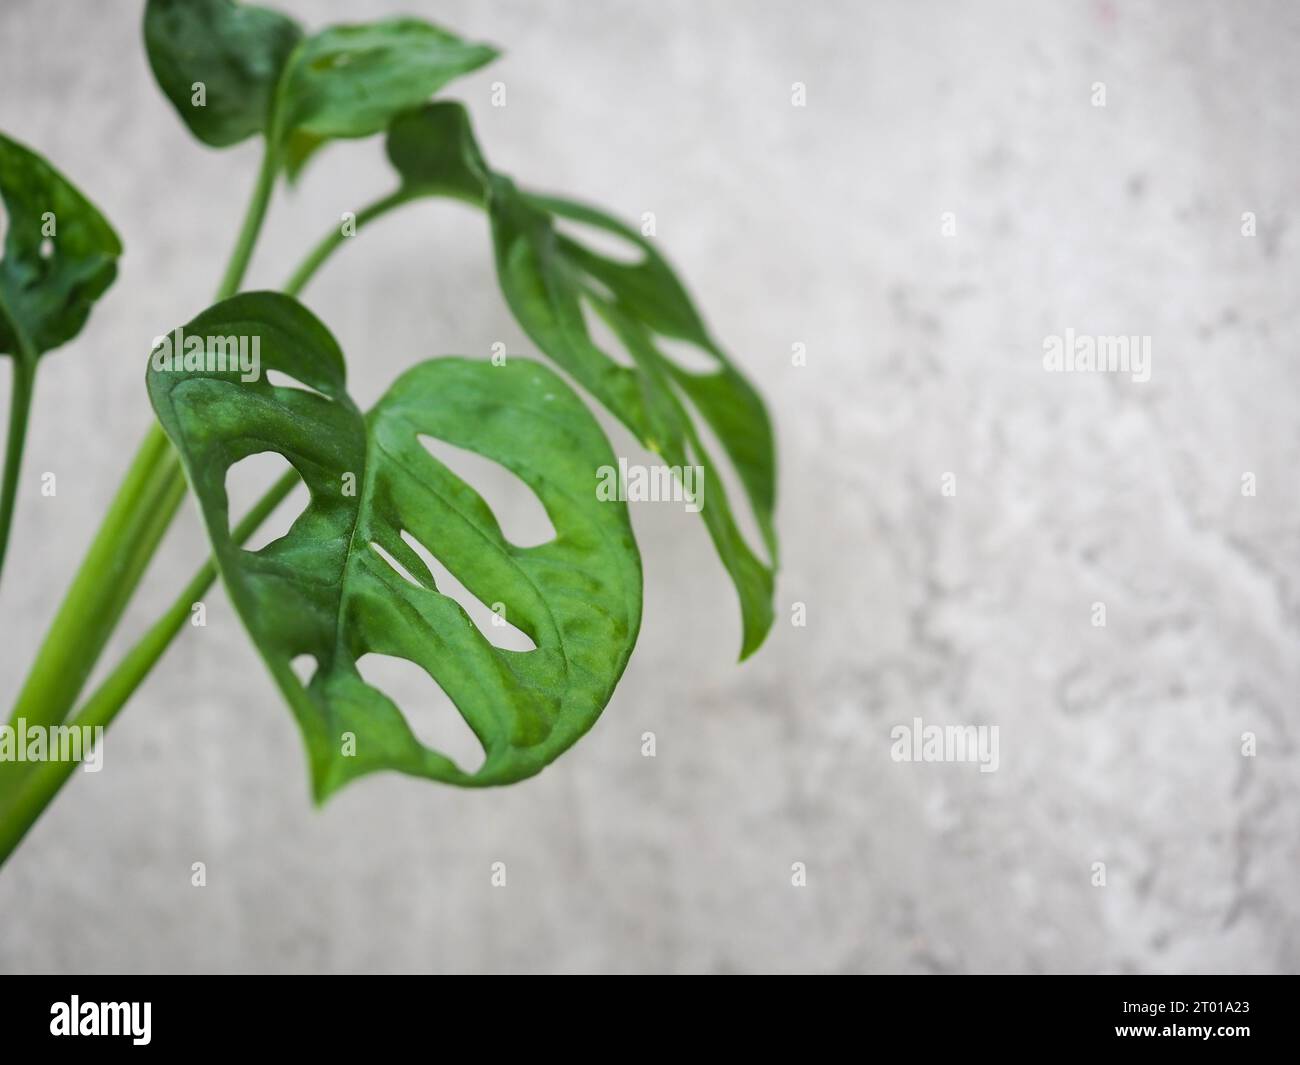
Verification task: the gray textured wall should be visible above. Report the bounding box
[1,0,1297,974]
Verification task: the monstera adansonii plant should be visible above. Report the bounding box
[0,0,776,865]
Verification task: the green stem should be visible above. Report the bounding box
[0,167,420,862]
[0,358,35,584]
[2,138,279,781]
[3,426,183,734]
[216,138,280,301]
[0,470,298,866]
[283,187,415,296]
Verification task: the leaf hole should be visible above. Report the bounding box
[652,334,721,375]
[677,388,774,570]
[264,368,332,402]
[354,653,486,774]
[416,434,555,548]
[577,273,618,304]
[578,296,637,369]
[289,654,317,686]
[224,451,308,552]
[400,530,537,652]
[369,540,425,589]
[553,215,645,266]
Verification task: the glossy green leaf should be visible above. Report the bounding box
[386,102,777,658]
[144,2,497,179]
[147,292,642,796]
[143,0,303,148]
[272,19,498,179]
[0,131,122,578]
[0,132,122,360]
[386,102,489,206]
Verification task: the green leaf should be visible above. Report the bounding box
[532,192,779,562]
[271,19,498,179]
[143,0,303,148]
[147,292,642,796]
[0,130,122,579]
[386,102,489,206]
[143,3,496,179]
[0,132,122,360]
[387,102,777,658]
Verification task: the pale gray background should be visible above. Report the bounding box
[1,0,1297,974]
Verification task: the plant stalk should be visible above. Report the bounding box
[2,138,279,787]
[0,470,297,866]
[216,138,280,302]
[3,429,183,729]
[283,187,415,296]
[0,168,423,861]
[0,357,35,585]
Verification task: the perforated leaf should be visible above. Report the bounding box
[147,292,642,796]
[0,132,121,359]
[0,130,122,576]
[387,102,777,657]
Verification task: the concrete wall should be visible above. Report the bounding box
[0,0,1296,973]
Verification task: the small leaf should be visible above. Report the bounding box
[386,103,777,658]
[143,0,303,148]
[0,130,122,578]
[143,4,495,178]
[386,103,489,205]
[147,292,642,796]
[0,132,122,360]
[280,128,327,183]
[271,19,498,179]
